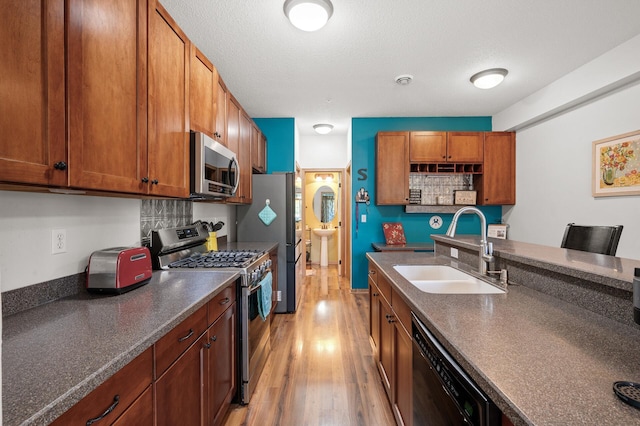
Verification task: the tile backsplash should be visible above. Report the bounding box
[140,199,193,244]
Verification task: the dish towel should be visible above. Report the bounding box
[257,271,272,321]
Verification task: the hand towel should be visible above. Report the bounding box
[257,271,272,321]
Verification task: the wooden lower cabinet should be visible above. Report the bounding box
[369,262,413,426]
[112,385,154,426]
[51,347,153,425]
[156,332,209,426]
[208,302,237,426]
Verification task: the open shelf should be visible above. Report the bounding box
[410,163,483,174]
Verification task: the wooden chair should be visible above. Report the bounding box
[560,223,623,256]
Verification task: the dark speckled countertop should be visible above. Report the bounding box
[367,248,640,425]
[2,242,278,426]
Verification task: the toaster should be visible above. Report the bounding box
[86,246,153,294]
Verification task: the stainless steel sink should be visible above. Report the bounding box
[393,265,505,294]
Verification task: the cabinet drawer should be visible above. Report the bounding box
[208,282,237,325]
[391,288,412,336]
[51,347,152,426]
[155,305,208,376]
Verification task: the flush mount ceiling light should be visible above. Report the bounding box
[315,173,334,182]
[470,68,508,89]
[283,0,333,32]
[313,123,334,134]
[395,74,413,86]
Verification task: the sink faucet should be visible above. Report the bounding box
[445,206,494,275]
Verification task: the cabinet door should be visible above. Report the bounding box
[0,0,66,186]
[238,111,253,202]
[447,132,483,162]
[251,123,262,173]
[156,333,208,426]
[190,45,215,136]
[393,322,412,426]
[148,1,190,197]
[226,96,241,201]
[368,265,380,355]
[409,131,446,162]
[208,303,237,426]
[213,74,228,145]
[67,0,147,193]
[479,132,516,205]
[378,294,393,399]
[259,132,267,173]
[369,282,381,357]
[376,132,409,205]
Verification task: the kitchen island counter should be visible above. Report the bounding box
[367,248,640,425]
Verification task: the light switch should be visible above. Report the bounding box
[361,214,367,223]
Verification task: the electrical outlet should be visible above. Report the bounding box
[52,229,67,254]
[276,291,282,302]
[451,247,458,259]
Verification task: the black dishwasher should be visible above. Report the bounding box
[412,313,500,425]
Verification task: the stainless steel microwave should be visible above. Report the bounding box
[190,131,239,200]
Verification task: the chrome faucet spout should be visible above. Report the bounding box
[445,206,491,274]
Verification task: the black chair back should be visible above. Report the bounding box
[560,223,623,256]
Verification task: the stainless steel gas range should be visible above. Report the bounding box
[150,223,272,405]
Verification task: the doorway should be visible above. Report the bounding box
[302,168,347,276]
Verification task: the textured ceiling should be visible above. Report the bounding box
[160,0,640,136]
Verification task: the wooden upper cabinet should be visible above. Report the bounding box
[226,95,240,168]
[214,74,228,145]
[148,1,190,197]
[446,132,484,162]
[409,131,483,163]
[409,131,446,162]
[478,132,516,205]
[237,111,253,203]
[376,132,410,205]
[0,0,66,187]
[67,0,147,194]
[251,123,266,173]
[189,45,215,137]
[226,96,252,204]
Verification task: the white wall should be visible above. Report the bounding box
[193,202,236,241]
[495,35,640,260]
[0,191,141,291]
[298,134,350,168]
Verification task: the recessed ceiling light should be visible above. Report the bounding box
[395,74,413,85]
[313,123,334,134]
[283,0,333,32]
[470,68,508,89]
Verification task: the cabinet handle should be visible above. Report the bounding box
[219,297,230,305]
[151,179,159,185]
[372,293,379,297]
[204,342,211,349]
[53,161,67,171]
[210,335,217,342]
[86,395,119,425]
[141,177,149,183]
[178,328,194,342]
[368,270,376,276]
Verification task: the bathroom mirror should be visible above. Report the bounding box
[313,185,336,223]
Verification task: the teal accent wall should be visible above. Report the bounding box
[351,117,501,290]
[253,118,295,173]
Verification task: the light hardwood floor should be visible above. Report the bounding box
[224,265,396,426]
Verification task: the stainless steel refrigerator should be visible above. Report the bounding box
[237,173,303,313]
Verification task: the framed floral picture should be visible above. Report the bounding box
[592,130,640,197]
